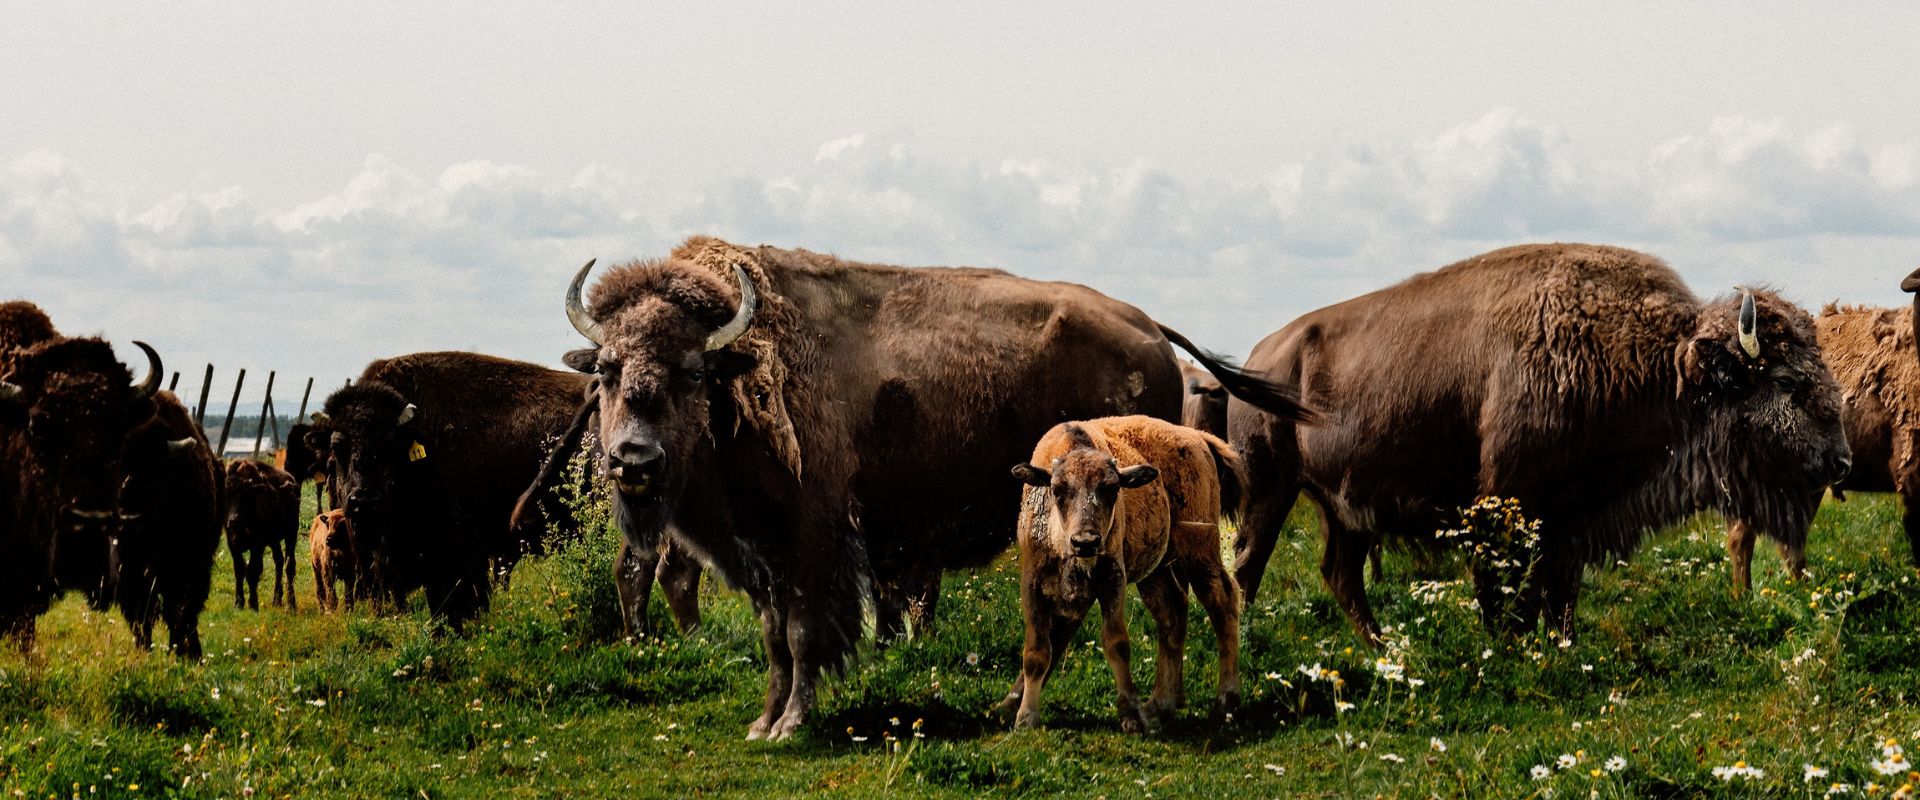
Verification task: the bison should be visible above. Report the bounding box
[555,236,1316,740]
[313,351,598,624]
[998,416,1245,733]
[309,509,357,611]
[1728,303,1920,591]
[223,459,300,610]
[0,301,165,648]
[1228,244,1850,643]
[113,391,222,657]
[1179,359,1227,438]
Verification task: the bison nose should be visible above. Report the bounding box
[1070,533,1101,558]
[611,443,665,496]
[1832,455,1853,484]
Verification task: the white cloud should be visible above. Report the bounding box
[6,110,1920,401]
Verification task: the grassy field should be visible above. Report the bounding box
[5,489,1920,799]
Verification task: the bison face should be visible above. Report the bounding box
[1013,451,1158,566]
[1682,290,1851,524]
[563,258,758,546]
[317,384,420,566]
[0,338,161,578]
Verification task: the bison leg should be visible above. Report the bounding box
[267,539,287,608]
[613,538,659,638]
[1135,569,1188,724]
[1368,542,1384,583]
[1903,496,1920,569]
[1187,557,1243,719]
[340,563,356,611]
[1000,610,1082,729]
[164,596,203,660]
[1727,518,1757,596]
[1320,521,1381,646]
[1233,482,1301,610]
[1095,583,1148,735]
[243,547,264,611]
[2,615,34,654]
[282,531,298,611]
[1537,550,1586,641]
[746,606,795,741]
[229,537,247,609]
[658,541,703,634]
[872,580,909,645]
[1777,540,1807,583]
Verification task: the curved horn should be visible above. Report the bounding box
[704,262,759,351]
[130,341,162,400]
[396,403,416,426]
[1738,290,1761,359]
[310,411,329,426]
[167,438,197,456]
[0,381,21,406]
[565,258,606,346]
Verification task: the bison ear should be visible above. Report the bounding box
[1680,336,1749,396]
[1903,268,1920,293]
[1011,463,1051,487]
[1118,464,1160,489]
[704,349,758,381]
[563,348,599,374]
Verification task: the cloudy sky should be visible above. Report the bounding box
[6,1,1920,407]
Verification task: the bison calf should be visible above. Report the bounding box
[224,460,300,610]
[997,416,1244,734]
[310,509,357,611]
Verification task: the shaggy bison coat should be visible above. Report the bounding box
[114,391,222,658]
[1228,244,1851,643]
[558,236,1315,740]
[999,416,1245,733]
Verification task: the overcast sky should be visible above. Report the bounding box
[6,1,1920,408]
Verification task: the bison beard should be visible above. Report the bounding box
[1229,243,1851,644]
[558,236,1317,741]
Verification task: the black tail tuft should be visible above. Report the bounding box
[1158,323,1322,425]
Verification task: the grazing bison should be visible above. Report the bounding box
[998,416,1245,733]
[224,460,300,610]
[1728,304,1920,590]
[309,509,357,611]
[113,391,222,657]
[1179,359,1227,438]
[0,301,164,647]
[315,351,594,624]
[556,236,1315,740]
[1228,244,1850,643]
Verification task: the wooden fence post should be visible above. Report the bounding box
[194,365,215,428]
[215,369,246,458]
[167,371,180,393]
[252,371,277,457]
[294,377,314,426]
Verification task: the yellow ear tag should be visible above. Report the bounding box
[408,442,427,462]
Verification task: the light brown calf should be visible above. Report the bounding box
[996,415,1245,734]
[310,510,357,612]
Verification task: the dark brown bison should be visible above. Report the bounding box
[1903,269,1920,345]
[556,236,1316,740]
[1728,304,1920,591]
[283,422,337,511]
[999,416,1245,733]
[0,301,164,648]
[113,391,222,657]
[224,459,300,610]
[1228,244,1850,644]
[314,351,595,624]
[1179,359,1227,438]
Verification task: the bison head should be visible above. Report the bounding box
[1180,361,1228,438]
[562,257,757,543]
[1679,289,1850,536]
[0,338,161,588]
[1012,428,1159,565]
[315,383,418,577]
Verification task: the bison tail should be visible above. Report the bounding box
[1202,432,1250,524]
[1158,322,1322,425]
[508,389,600,539]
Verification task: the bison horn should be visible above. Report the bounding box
[1738,290,1761,360]
[565,258,607,346]
[310,411,329,425]
[167,438,197,456]
[130,341,162,400]
[705,262,759,351]
[0,380,21,406]
[397,403,416,426]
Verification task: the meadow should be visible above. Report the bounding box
[4,488,1920,799]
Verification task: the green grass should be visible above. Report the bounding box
[6,490,1920,798]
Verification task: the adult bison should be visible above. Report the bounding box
[1228,244,1850,643]
[1727,304,1920,590]
[556,236,1317,740]
[1180,359,1227,438]
[314,351,595,625]
[0,301,165,647]
[224,459,300,610]
[113,391,222,657]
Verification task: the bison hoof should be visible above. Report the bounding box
[745,714,775,741]
[992,693,1021,716]
[1013,710,1038,730]
[1119,711,1148,736]
[767,714,804,742]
